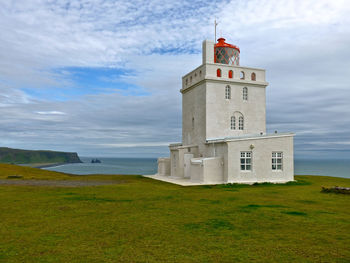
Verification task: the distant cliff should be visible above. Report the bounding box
[0,147,82,164]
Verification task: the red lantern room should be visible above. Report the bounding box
[214,38,240,66]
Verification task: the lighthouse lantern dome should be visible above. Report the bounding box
[214,38,240,66]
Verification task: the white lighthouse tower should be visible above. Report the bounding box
[152,38,294,185]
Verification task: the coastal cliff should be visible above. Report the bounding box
[0,147,82,164]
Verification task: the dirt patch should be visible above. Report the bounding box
[0,179,125,187]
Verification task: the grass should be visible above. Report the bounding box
[0,164,349,262]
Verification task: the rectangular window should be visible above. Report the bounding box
[240,151,252,171]
[272,152,283,170]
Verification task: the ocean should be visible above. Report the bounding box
[44,157,350,179]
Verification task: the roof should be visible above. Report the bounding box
[206,132,295,144]
[215,38,240,52]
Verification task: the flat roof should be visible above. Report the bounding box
[206,132,295,144]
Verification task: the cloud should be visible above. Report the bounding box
[36,111,66,115]
[0,0,349,158]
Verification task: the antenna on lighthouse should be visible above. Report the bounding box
[214,19,218,43]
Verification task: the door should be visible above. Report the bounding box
[184,153,193,178]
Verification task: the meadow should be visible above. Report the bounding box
[0,164,349,262]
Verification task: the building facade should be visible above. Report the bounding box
[154,38,294,185]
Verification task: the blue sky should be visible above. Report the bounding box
[0,0,349,158]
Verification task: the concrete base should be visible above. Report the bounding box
[143,174,224,186]
[143,174,293,186]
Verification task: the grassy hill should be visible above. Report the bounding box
[0,147,82,164]
[0,164,349,262]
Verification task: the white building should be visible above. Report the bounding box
[151,38,294,185]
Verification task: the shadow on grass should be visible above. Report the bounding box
[242,204,287,209]
[239,203,288,213]
[281,211,307,216]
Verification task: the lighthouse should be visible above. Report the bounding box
[152,38,294,185]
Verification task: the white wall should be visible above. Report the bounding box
[190,156,224,183]
[182,83,206,150]
[157,157,170,176]
[206,81,266,139]
[226,135,294,183]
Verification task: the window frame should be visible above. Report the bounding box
[228,70,233,79]
[251,72,256,81]
[272,152,283,171]
[240,151,252,171]
[243,87,248,101]
[230,116,236,130]
[217,68,222,77]
[240,71,245,80]
[238,116,244,130]
[225,85,231,99]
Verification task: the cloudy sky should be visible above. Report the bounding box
[0,0,349,158]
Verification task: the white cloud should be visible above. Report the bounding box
[36,111,66,115]
[0,0,349,158]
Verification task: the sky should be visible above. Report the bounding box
[0,0,349,159]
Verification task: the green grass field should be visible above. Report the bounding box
[0,164,349,262]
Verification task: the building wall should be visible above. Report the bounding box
[204,142,228,180]
[190,157,224,183]
[226,135,294,183]
[170,145,199,178]
[206,81,266,139]
[157,157,170,176]
[182,83,206,150]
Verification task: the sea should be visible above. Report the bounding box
[43,157,350,179]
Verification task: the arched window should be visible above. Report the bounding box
[251,72,256,81]
[228,70,233,79]
[230,116,236,130]
[232,111,243,131]
[217,68,221,77]
[225,85,231,99]
[240,71,245,80]
[243,87,248,100]
[239,116,244,130]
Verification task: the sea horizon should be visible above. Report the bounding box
[44,157,350,179]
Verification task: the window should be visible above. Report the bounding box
[225,85,231,99]
[243,87,248,100]
[251,72,256,81]
[230,116,236,130]
[190,76,192,83]
[239,116,244,130]
[240,152,252,171]
[217,68,221,77]
[186,79,188,85]
[272,152,283,170]
[228,70,233,79]
[199,70,202,77]
[192,117,195,129]
[240,71,245,79]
